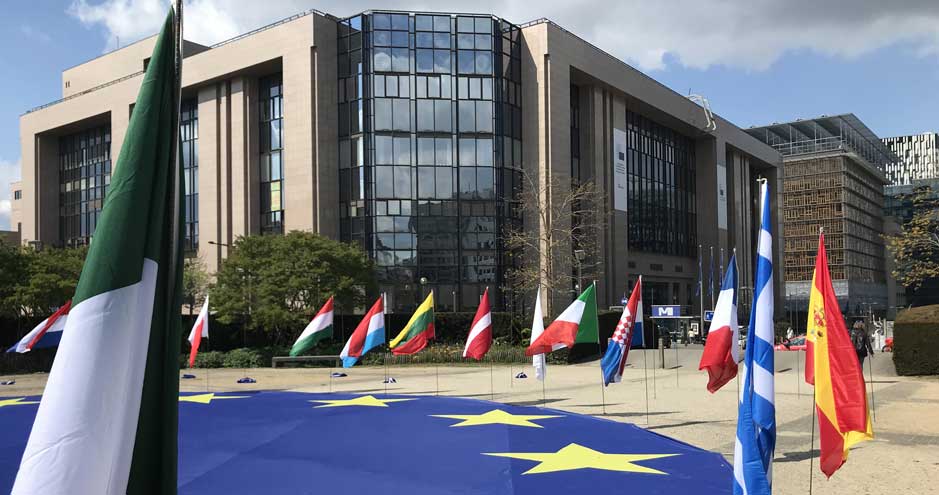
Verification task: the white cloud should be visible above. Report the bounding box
[0,158,21,231]
[68,0,939,71]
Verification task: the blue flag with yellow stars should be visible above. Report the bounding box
[2,392,732,494]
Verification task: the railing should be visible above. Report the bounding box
[210,8,339,49]
[23,70,146,116]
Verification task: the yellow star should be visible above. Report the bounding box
[309,395,416,408]
[0,397,40,408]
[179,393,250,404]
[431,409,562,428]
[484,443,679,475]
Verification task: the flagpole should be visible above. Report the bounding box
[709,246,715,310]
[809,396,816,495]
[382,292,388,395]
[867,352,876,422]
[643,346,650,425]
[489,359,494,401]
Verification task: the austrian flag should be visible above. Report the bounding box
[463,288,493,360]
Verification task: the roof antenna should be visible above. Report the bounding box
[687,94,717,132]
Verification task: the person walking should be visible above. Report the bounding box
[850,321,874,368]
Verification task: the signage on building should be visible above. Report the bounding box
[704,310,714,322]
[717,163,728,230]
[651,305,681,318]
[613,128,628,212]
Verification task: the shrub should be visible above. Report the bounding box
[893,304,939,376]
[222,348,264,368]
[193,351,225,369]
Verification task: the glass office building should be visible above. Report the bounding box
[337,11,522,311]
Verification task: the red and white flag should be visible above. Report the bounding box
[699,254,739,393]
[187,296,209,367]
[463,288,493,360]
[7,301,71,354]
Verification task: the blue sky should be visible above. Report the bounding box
[2,0,938,229]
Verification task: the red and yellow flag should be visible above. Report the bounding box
[806,232,873,478]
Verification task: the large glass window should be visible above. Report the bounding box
[624,109,697,257]
[59,125,111,246]
[180,98,199,252]
[260,74,284,234]
[339,12,521,311]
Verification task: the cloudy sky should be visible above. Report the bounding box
[2,0,938,229]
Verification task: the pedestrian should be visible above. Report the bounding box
[850,321,874,368]
[786,326,794,340]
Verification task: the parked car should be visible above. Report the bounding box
[882,337,894,352]
[775,335,807,351]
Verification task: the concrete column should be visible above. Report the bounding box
[282,47,316,233]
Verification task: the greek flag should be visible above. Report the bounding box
[733,180,775,495]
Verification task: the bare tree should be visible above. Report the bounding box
[502,170,607,316]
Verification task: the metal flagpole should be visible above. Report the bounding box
[709,246,715,310]
[698,244,705,350]
[382,292,388,395]
[809,397,816,495]
[643,347,650,424]
[868,353,876,422]
[489,360,494,401]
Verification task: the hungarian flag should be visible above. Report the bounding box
[187,296,209,367]
[290,297,334,357]
[601,278,642,386]
[7,301,71,353]
[340,296,385,368]
[806,232,873,478]
[526,284,599,357]
[698,255,739,393]
[13,9,183,495]
[390,291,435,355]
[463,288,493,360]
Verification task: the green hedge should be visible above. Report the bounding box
[893,304,939,376]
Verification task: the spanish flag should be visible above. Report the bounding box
[390,292,435,355]
[806,232,873,478]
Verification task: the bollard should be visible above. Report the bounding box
[659,338,666,369]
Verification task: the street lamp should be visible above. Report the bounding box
[574,249,586,296]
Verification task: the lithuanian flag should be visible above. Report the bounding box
[390,292,435,355]
[806,232,873,478]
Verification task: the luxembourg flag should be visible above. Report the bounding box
[187,296,209,367]
[699,254,739,393]
[340,296,385,368]
[463,288,493,360]
[7,301,71,354]
[601,277,642,386]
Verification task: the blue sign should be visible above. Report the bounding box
[705,311,714,322]
[651,305,681,318]
[621,297,628,305]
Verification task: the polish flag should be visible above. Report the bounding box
[187,296,209,368]
[463,288,493,360]
[698,255,739,393]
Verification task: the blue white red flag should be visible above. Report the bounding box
[601,278,643,386]
[698,256,739,393]
[733,180,776,495]
[340,296,385,368]
[7,301,71,354]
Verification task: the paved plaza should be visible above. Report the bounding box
[4,347,937,495]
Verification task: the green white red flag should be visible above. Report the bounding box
[525,284,599,356]
[290,297,334,357]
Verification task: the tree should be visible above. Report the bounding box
[210,231,376,345]
[502,171,606,315]
[12,246,87,319]
[0,240,27,319]
[182,256,210,314]
[886,185,939,291]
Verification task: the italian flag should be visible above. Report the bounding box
[526,284,599,356]
[390,291,435,355]
[13,10,182,495]
[290,297,334,357]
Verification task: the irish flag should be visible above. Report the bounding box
[13,9,182,495]
[526,284,599,356]
[463,288,492,360]
[187,296,209,367]
[290,297,334,357]
[390,291,435,355]
[807,232,873,478]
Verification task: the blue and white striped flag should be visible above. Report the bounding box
[733,180,775,495]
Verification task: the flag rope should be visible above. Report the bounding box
[643,348,650,424]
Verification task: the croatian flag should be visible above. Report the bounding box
[340,296,385,368]
[7,301,72,354]
[733,180,776,495]
[187,296,209,368]
[601,277,642,386]
[698,256,739,393]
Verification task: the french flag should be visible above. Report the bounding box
[340,296,385,368]
[601,277,643,386]
[7,301,72,354]
[699,254,739,393]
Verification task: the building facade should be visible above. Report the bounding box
[883,132,939,186]
[10,9,782,316]
[747,115,895,324]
